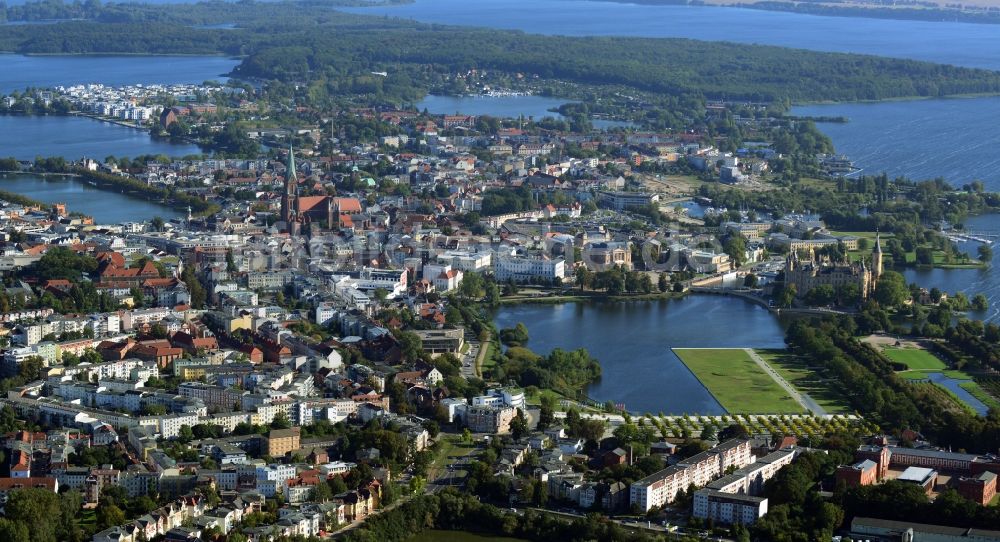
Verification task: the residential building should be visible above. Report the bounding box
[692,489,767,525]
[630,439,754,512]
[265,428,301,458]
[465,404,516,434]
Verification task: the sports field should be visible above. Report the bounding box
[673,348,802,414]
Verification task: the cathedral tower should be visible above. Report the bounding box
[281,143,298,225]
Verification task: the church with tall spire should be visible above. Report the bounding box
[281,143,298,226]
[278,143,363,236]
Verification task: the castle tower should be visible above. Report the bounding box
[872,230,884,281]
[281,143,298,226]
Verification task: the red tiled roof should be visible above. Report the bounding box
[0,477,56,492]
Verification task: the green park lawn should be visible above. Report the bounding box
[882,347,947,371]
[673,348,802,414]
[754,349,852,414]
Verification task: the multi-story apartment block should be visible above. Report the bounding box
[630,439,754,512]
[465,404,516,434]
[692,489,767,525]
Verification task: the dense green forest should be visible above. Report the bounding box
[237,28,1000,102]
[3,0,1000,103]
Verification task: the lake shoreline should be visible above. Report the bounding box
[0,172,183,222]
[591,0,1000,27]
[493,294,786,413]
[498,290,688,305]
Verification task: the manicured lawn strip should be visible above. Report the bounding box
[900,370,933,381]
[960,382,1000,411]
[882,347,947,371]
[673,348,802,414]
[480,341,497,375]
[755,349,852,414]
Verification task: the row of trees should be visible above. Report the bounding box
[344,488,685,542]
[786,315,1000,452]
[496,346,602,399]
[574,266,661,295]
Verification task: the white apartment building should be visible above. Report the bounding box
[692,490,767,525]
[120,307,170,330]
[493,255,565,283]
[630,439,754,512]
[155,413,200,439]
[438,251,492,272]
[256,464,297,497]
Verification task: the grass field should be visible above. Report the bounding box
[480,341,497,375]
[673,348,803,414]
[960,382,1000,411]
[755,349,852,414]
[409,530,529,542]
[883,347,947,371]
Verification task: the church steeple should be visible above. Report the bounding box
[287,142,297,183]
[281,144,298,226]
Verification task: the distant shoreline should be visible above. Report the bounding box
[592,0,1000,26]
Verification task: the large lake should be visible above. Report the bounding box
[417,94,566,121]
[0,54,239,95]
[344,0,1000,70]
[0,55,229,160]
[793,98,1000,191]
[900,214,1000,322]
[0,173,181,223]
[0,115,202,161]
[493,296,787,414]
[416,94,634,129]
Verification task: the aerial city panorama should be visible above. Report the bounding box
[3,0,1000,540]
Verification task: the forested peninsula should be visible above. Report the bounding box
[3,0,1000,104]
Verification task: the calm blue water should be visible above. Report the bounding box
[924,372,989,416]
[417,94,567,120]
[416,94,635,129]
[793,98,1000,191]
[0,54,239,94]
[901,214,1000,322]
[0,173,181,222]
[344,0,1000,70]
[493,296,787,414]
[0,115,202,161]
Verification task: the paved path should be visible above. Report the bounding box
[744,348,827,416]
